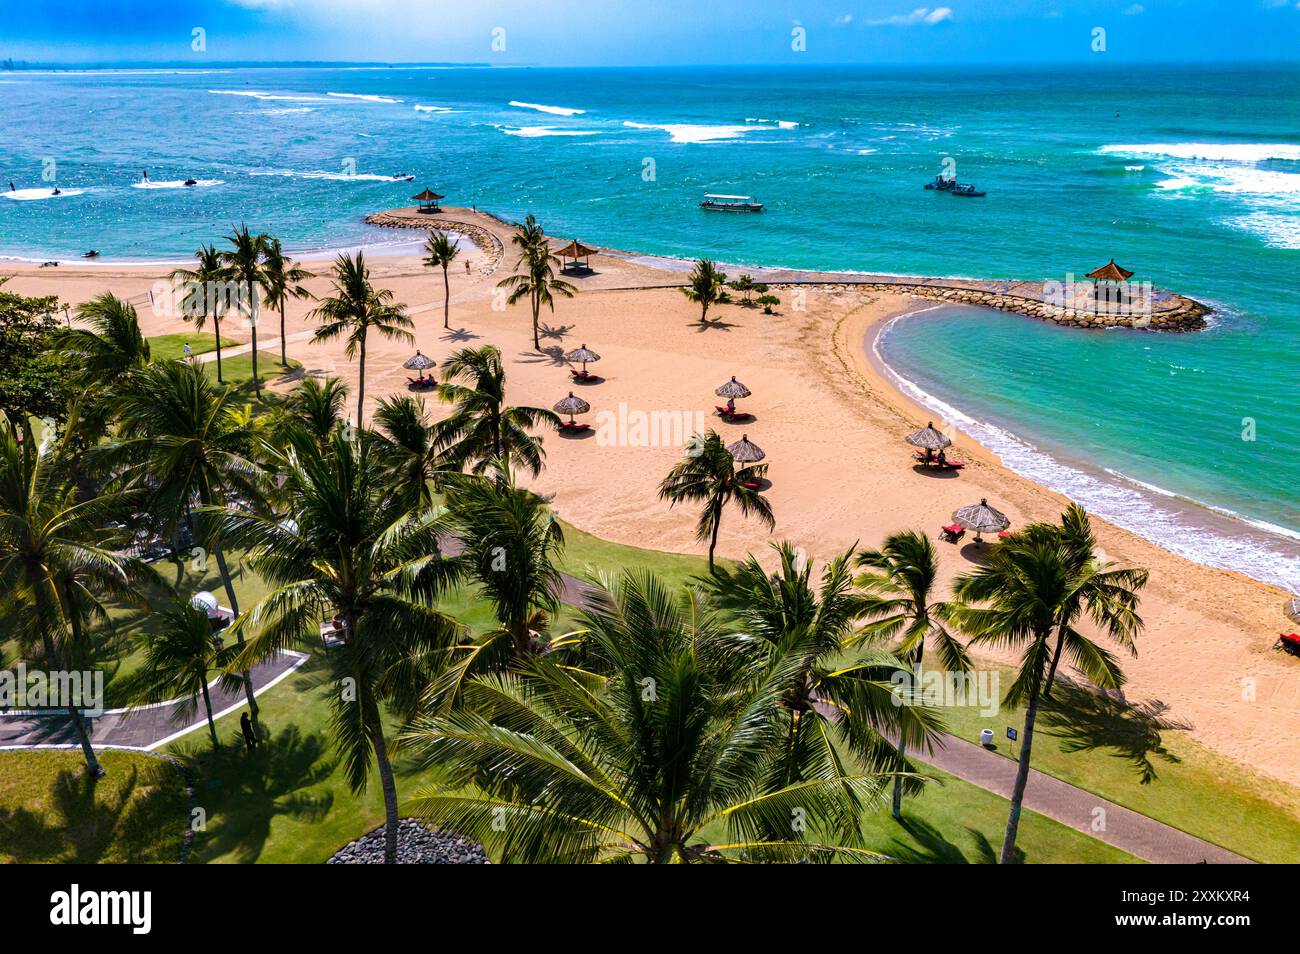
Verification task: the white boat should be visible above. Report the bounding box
[700,193,763,212]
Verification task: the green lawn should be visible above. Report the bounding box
[937,661,1300,864]
[147,333,238,362]
[0,749,190,863]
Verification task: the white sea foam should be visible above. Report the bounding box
[509,101,585,116]
[1224,211,1300,248]
[263,107,316,115]
[746,117,800,129]
[622,121,753,144]
[1101,142,1300,162]
[1,187,85,201]
[327,92,402,104]
[250,170,414,182]
[209,89,323,102]
[130,179,223,190]
[498,125,600,138]
[873,306,1300,592]
[413,104,452,112]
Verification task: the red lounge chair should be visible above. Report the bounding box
[998,530,1015,540]
[941,460,965,470]
[939,524,965,542]
[570,368,593,380]
[1277,633,1300,655]
[740,480,761,490]
[559,421,591,432]
[716,405,750,420]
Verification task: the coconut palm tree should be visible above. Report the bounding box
[701,541,942,819]
[0,416,148,776]
[170,244,229,383]
[260,237,313,368]
[658,430,773,572]
[496,215,575,350]
[125,598,240,749]
[952,517,1145,864]
[372,395,452,510]
[432,345,560,483]
[422,231,459,329]
[279,375,349,450]
[682,259,730,325]
[405,569,892,863]
[857,529,971,819]
[218,226,270,394]
[105,360,266,733]
[54,293,152,383]
[308,251,414,428]
[215,428,463,863]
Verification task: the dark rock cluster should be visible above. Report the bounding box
[327,818,488,864]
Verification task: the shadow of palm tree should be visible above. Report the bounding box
[179,723,335,863]
[538,322,574,342]
[441,327,480,342]
[691,318,737,332]
[1040,681,1188,784]
[515,345,568,367]
[888,817,1023,864]
[0,758,188,862]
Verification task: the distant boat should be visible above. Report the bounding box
[700,193,764,212]
[391,173,415,181]
[924,175,957,191]
[183,178,198,186]
[951,183,986,197]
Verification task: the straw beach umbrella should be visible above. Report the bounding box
[554,391,591,425]
[403,350,436,371]
[727,434,765,463]
[715,375,752,399]
[952,498,1010,543]
[906,420,951,452]
[564,343,601,374]
[1284,597,1300,625]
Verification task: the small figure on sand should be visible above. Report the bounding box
[240,711,258,751]
[725,396,736,415]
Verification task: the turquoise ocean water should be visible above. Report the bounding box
[1,65,1297,587]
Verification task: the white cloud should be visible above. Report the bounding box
[1122,3,1145,14]
[834,14,854,25]
[866,7,954,27]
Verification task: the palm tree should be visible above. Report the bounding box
[218,226,270,394]
[54,293,152,383]
[308,251,414,427]
[171,244,229,383]
[106,360,265,734]
[658,430,773,572]
[125,598,239,749]
[952,516,1145,864]
[701,541,942,822]
[215,429,463,863]
[0,416,148,776]
[857,529,970,819]
[422,231,459,330]
[682,259,730,325]
[372,395,451,510]
[496,215,575,350]
[280,375,349,450]
[432,345,560,483]
[260,237,313,368]
[405,570,892,863]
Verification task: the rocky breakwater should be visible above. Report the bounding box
[851,280,1209,332]
[365,206,505,276]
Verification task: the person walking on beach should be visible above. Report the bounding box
[240,711,258,751]
[182,341,192,358]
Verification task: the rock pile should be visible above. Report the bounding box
[327,818,489,864]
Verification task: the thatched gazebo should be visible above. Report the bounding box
[952,498,1010,543]
[727,434,765,463]
[555,239,597,272]
[413,188,444,213]
[1087,259,1134,309]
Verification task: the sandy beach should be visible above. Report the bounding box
[7,207,1299,789]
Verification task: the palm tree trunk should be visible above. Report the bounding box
[356,332,367,428]
[892,643,926,820]
[201,679,219,749]
[371,721,401,864]
[707,502,722,572]
[212,316,224,384]
[279,300,287,366]
[212,545,260,733]
[56,595,103,777]
[1043,631,1067,700]
[442,266,450,329]
[532,293,541,350]
[250,301,260,394]
[1000,669,1043,864]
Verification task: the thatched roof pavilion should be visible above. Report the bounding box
[555,239,597,271]
[1086,259,1134,282]
[413,188,444,212]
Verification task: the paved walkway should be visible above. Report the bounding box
[0,651,306,751]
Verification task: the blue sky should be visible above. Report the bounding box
[5,0,1299,66]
